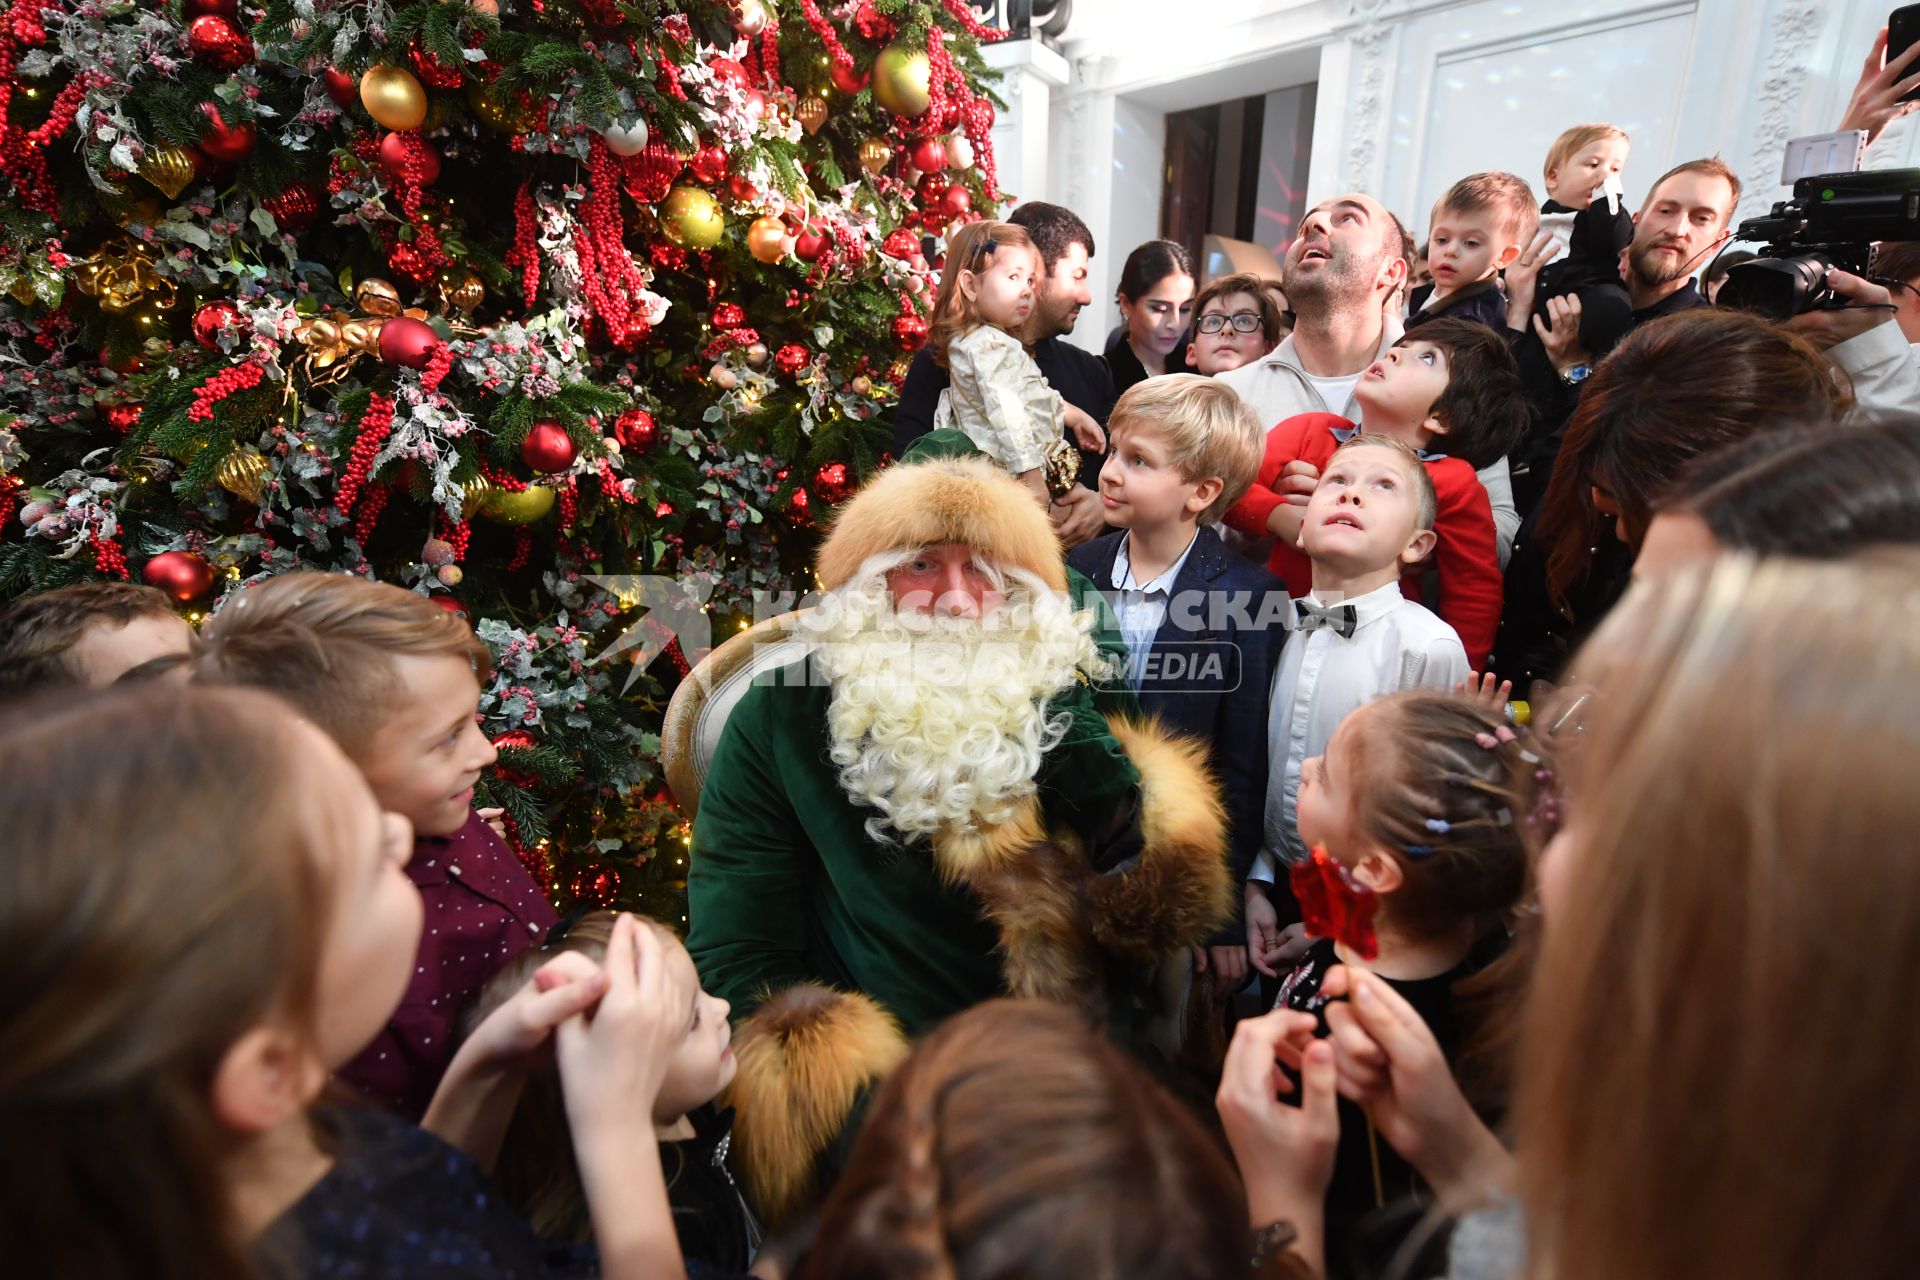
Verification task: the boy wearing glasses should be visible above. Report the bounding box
[1186,272,1284,376]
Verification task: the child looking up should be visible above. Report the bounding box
[1244,436,1470,974]
[0,581,192,697]
[0,683,691,1280]
[929,220,1107,506]
[464,911,758,1272]
[1184,271,1284,376]
[1407,172,1538,332]
[1226,318,1529,669]
[191,572,558,1120]
[1068,375,1288,990]
[1272,689,1531,1268]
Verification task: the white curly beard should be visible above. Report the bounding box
[803,555,1110,846]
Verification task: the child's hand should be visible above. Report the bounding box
[1245,882,1281,977]
[1318,966,1512,1208]
[556,914,691,1135]
[1267,921,1315,969]
[1454,670,1513,712]
[466,951,610,1075]
[1215,1007,1339,1259]
[1840,26,1920,147]
[1066,405,1106,453]
[478,806,509,841]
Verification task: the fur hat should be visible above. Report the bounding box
[814,453,1067,593]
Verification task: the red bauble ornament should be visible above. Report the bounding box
[892,311,929,352]
[191,300,243,349]
[263,180,323,233]
[184,0,239,15]
[569,862,622,909]
[708,57,751,88]
[323,66,358,111]
[379,132,441,186]
[829,62,869,95]
[198,104,257,165]
[794,226,830,263]
[710,302,746,330]
[788,486,810,519]
[491,729,538,784]
[105,404,142,434]
[377,315,441,369]
[520,420,579,473]
[387,243,434,284]
[142,550,216,603]
[430,595,472,621]
[689,143,729,185]
[774,343,809,375]
[726,171,760,204]
[881,228,919,261]
[914,169,951,206]
[814,461,852,503]
[187,15,254,70]
[614,408,658,451]
[941,187,973,220]
[742,88,767,121]
[910,138,948,174]
[620,142,682,204]
[409,42,464,90]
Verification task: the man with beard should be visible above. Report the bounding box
[1218,193,1521,559]
[893,201,1113,550]
[686,447,1231,1223]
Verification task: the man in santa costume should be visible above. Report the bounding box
[689,435,1231,1223]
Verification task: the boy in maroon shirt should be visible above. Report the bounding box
[191,572,556,1118]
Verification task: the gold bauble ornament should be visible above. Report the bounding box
[139,146,199,200]
[436,267,485,314]
[466,81,516,132]
[460,473,495,519]
[745,215,787,264]
[660,185,725,251]
[340,316,388,355]
[795,96,828,136]
[216,445,269,505]
[872,43,932,117]
[481,484,556,525]
[354,277,404,317]
[360,65,429,132]
[858,136,891,176]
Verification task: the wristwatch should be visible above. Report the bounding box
[1558,362,1593,387]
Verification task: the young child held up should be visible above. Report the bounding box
[1224,318,1530,669]
[190,572,558,1120]
[1244,435,1470,977]
[1184,271,1284,376]
[1272,689,1531,1271]
[462,910,758,1273]
[1406,172,1538,333]
[0,683,694,1280]
[0,580,192,698]
[928,219,1107,506]
[1523,123,1637,358]
[1066,375,1289,990]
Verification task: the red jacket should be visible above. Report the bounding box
[1224,412,1501,669]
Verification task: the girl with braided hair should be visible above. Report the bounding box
[1269,690,1533,1271]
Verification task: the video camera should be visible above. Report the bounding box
[1717,169,1920,320]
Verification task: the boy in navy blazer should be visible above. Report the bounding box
[1069,375,1290,994]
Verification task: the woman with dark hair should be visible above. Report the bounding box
[1491,306,1850,687]
[1634,416,1920,577]
[1105,239,1196,395]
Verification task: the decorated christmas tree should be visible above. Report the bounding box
[0,0,1007,920]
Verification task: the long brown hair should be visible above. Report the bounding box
[801,999,1250,1280]
[1516,554,1920,1280]
[0,684,332,1280]
[927,220,1038,368]
[1533,308,1848,610]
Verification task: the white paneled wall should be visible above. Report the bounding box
[1036,0,1920,351]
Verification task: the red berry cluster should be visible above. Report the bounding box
[438,514,472,561]
[505,180,541,309]
[597,457,638,503]
[798,0,854,78]
[91,533,129,580]
[187,360,266,423]
[421,342,454,392]
[573,139,657,349]
[940,0,1009,42]
[556,478,579,531]
[353,481,391,545]
[0,4,103,218]
[507,527,533,571]
[333,393,394,514]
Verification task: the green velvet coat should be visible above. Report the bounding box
[687,573,1139,1038]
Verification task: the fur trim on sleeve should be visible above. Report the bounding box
[722,984,910,1227]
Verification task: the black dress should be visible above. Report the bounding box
[1101,327,1155,398]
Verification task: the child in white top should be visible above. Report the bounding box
[928,219,1106,505]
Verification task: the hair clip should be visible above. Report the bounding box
[1403,843,1435,858]
[1424,817,1451,835]
[1494,807,1514,827]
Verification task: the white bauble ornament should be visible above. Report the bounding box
[603,119,650,157]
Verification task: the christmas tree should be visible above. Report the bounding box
[0,0,1007,921]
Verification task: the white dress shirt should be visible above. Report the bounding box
[1108,529,1199,688]
[1249,581,1469,880]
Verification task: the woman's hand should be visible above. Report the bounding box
[1839,27,1920,147]
[1215,1007,1339,1275]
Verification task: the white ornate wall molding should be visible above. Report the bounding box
[1737,0,1834,222]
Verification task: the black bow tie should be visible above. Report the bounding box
[1294,599,1358,639]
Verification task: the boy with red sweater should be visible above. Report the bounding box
[1224,317,1527,668]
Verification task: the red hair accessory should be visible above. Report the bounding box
[1288,845,1379,962]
